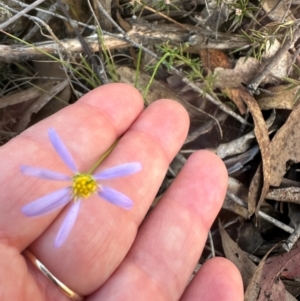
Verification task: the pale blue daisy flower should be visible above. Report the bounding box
[21,128,141,248]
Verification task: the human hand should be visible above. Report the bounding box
[0,83,243,301]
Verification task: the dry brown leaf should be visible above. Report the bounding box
[257,85,299,110]
[200,49,233,70]
[255,243,300,301]
[244,261,265,301]
[213,58,256,87]
[238,88,271,217]
[245,245,278,301]
[248,164,264,217]
[223,87,247,114]
[200,45,290,114]
[214,55,290,88]
[269,103,300,186]
[219,220,256,288]
[262,0,295,22]
[199,49,247,114]
[214,40,291,89]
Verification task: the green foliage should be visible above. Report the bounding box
[134,47,143,88]
[228,0,259,31]
[240,28,274,61]
[152,0,180,13]
[127,0,179,17]
[0,6,12,19]
[239,20,295,61]
[143,43,217,101]
[96,27,119,82]
[127,0,142,16]
[283,65,300,103]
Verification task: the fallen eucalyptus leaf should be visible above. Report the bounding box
[269,103,300,186]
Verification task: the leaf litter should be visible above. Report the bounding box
[2,0,300,299]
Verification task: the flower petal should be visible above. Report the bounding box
[54,201,81,248]
[93,162,142,180]
[22,187,71,216]
[98,186,133,209]
[20,165,71,181]
[48,128,77,173]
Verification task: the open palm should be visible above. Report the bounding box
[0,83,243,301]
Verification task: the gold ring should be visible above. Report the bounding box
[23,249,84,301]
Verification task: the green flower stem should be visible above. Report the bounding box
[88,139,119,174]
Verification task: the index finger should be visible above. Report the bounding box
[0,83,144,250]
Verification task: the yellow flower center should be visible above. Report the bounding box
[72,173,97,199]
